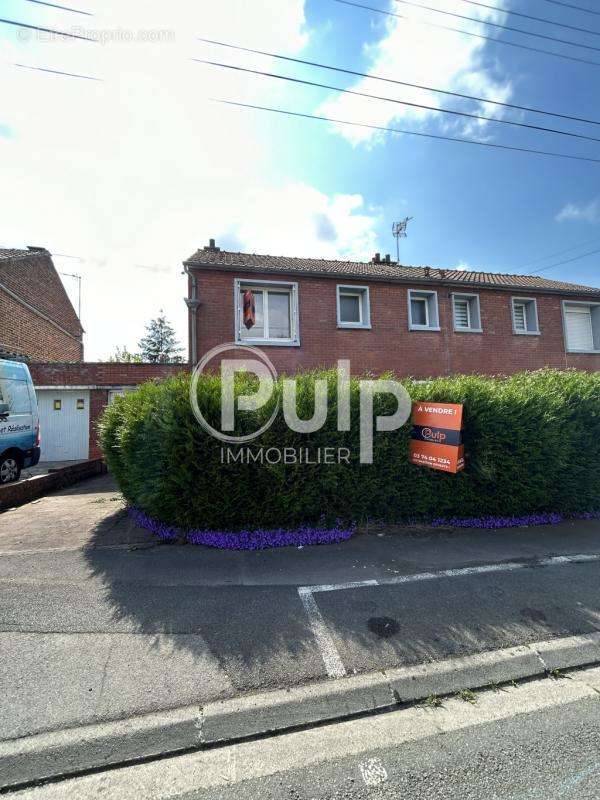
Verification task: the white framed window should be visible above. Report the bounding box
[511,297,539,335]
[408,290,440,331]
[234,278,300,346]
[563,301,600,353]
[336,285,371,329]
[452,293,482,332]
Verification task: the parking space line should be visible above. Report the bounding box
[298,552,600,678]
[298,587,347,678]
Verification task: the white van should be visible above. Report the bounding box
[0,360,40,484]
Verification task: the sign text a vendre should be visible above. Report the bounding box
[409,402,465,474]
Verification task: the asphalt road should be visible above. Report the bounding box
[2,475,600,742]
[14,666,600,800]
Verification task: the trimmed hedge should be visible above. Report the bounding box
[99,368,600,533]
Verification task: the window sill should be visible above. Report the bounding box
[409,325,441,332]
[337,324,372,330]
[513,330,540,336]
[566,349,600,354]
[454,327,483,334]
[236,338,301,347]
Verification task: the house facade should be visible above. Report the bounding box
[0,247,84,362]
[184,240,600,377]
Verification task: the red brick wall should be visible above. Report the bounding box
[29,362,188,460]
[0,252,83,362]
[191,269,600,377]
[0,291,83,362]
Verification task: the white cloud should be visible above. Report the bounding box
[316,0,512,146]
[556,199,600,224]
[453,261,470,271]
[0,1,381,360]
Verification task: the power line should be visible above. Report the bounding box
[392,0,600,53]
[0,17,94,41]
[196,58,600,145]
[213,98,600,164]
[514,234,600,271]
[529,246,600,274]
[334,0,600,69]
[13,63,102,80]
[198,37,600,127]
[538,0,600,18]
[23,0,92,16]
[455,0,600,38]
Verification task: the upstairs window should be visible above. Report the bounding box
[408,290,440,331]
[235,279,299,346]
[337,285,371,329]
[564,302,600,353]
[452,293,482,332]
[511,297,539,335]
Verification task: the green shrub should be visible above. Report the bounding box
[99,368,600,531]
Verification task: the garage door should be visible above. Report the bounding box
[36,390,90,462]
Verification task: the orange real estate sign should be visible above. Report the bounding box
[409,402,465,474]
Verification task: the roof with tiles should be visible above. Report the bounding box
[0,247,50,262]
[185,243,600,297]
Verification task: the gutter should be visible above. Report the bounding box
[183,265,200,365]
[183,260,600,300]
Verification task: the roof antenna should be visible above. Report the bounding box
[392,217,413,263]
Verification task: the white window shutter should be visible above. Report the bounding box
[454,299,470,328]
[566,308,594,351]
[513,303,526,331]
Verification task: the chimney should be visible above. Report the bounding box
[205,238,220,252]
[384,254,391,263]
[424,266,431,277]
[372,252,381,264]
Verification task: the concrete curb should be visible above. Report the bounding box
[2,631,600,790]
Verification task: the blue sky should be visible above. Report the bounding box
[0,0,599,358]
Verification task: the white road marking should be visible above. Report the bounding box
[306,552,600,595]
[299,552,600,677]
[298,587,347,678]
[359,756,388,786]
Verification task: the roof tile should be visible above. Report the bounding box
[185,247,600,296]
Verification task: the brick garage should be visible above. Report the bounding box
[0,248,83,362]
[184,243,600,378]
[29,363,186,460]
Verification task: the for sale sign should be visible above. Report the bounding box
[409,402,465,474]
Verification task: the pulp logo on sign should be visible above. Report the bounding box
[409,402,465,474]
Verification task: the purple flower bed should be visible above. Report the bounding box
[430,510,600,530]
[127,507,356,551]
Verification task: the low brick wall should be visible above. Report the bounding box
[0,459,107,510]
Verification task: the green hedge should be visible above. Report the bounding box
[99,368,600,531]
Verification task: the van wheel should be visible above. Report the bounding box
[0,455,21,484]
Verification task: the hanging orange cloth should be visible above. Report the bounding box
[243,290,256,329]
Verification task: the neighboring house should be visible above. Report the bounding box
[183,240,600,377]
[0,247,83,363]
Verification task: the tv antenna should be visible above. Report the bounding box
[392,217,413,263]
[60,271,82,320]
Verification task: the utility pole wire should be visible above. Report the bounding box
[455,0,600,38]
[213,98,600,164]
[13,63,102,80]
[24,0,92,16]
[513,234,600,271]
[334,0,600,69]
[0,17,94,41]
[198,37,600,127]
[538,0,600,17]
[196,59,600,145]
[528,246,600,274]
[392,0,600,53]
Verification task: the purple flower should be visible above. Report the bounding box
[127,508,356,551]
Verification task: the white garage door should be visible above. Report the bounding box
[36,390,90,462]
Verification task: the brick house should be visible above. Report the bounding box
[184,240,600,377]
[0,247,83,362]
